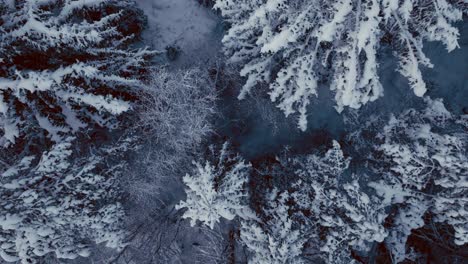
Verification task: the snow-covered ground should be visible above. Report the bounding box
[136,0,221,66]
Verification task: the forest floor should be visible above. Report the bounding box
[136,0,222,67]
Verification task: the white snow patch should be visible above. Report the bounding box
[0,214,22,230]
[136,0,220,64]
[1,119,19,144]
[0,250,19,262]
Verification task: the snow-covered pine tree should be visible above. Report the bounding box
[0,2,152,262]
[293,141,388,263]
[176,142,253,229]
[0,0,152,147]
[240,190,308,264]
[214,0,466,130]
[369,98,468,262]
[317,179,388,263]
[0,137,133,263]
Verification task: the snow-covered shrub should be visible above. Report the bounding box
[214,0,466,130]
[176,143,253,229]
[138,68,217,173]
[0,0,153,146]
[120,67,218,212]
[0,137,131,263]
[240,191,308,264]
[369,98,468,262]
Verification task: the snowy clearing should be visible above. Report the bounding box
[136,0,221,65]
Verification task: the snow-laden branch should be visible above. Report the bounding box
[215,0,466,130]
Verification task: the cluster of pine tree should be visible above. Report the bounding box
[0,0,466,263]
[0,1,151,262]
[178,98,467,263]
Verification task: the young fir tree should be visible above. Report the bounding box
[176,142,254,229]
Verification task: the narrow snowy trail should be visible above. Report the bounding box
[136,0,221,66]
